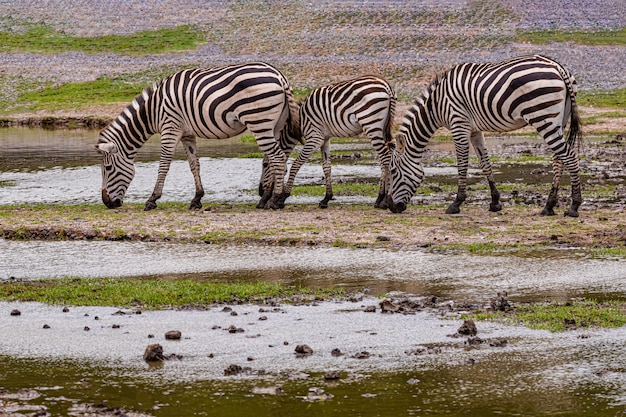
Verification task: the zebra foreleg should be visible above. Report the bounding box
[262,153,288,210]
[470,132,501,212]
[145,133,180,211]
[318,139,333,209]
[446,132,470,214]
[181,135,204,210]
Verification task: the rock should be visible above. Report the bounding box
[331,348,343,357]
[62,307,69,313]
[457,319,478,336]
[165,330,182,340]
[364,305,376,313]
[83,326,90,331]
[10,309,21,316]
[491,292,511,311]
[352,351,371,359]
[143,344,164,362]
[43,324,50,329]
[227,325,244,333]
[324,371,340,380]
[252,386,283,395]
[379,299,399,313]
[295,344,313,356]
[224,364,243,376]
[489,338,508,347]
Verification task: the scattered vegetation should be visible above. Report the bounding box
[466,299,626,332]
[0,23,206,55]
[577,88,626,108]
[515,27,626,46]
[0,277,345,309]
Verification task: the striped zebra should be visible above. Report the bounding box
[95,62,301,211]
[277,76,396,208]
[387,54,582,217]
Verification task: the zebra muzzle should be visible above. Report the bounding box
[102,189,122,209]
[387,195,406,213]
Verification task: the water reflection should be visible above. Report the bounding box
[1,239,624,303]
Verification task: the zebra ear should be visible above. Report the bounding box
[396,133,407,151]
[95,142,118,154]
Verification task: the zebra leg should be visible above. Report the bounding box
[282,134,324,207]
[541,156,563,216]
[563,150,582,217]
[319,139,333,209]
[470,131,501,212]
[145,132,180,211]
[258,156,271,197]
[372,138,391,209]
[181,135,204,210]
[446,132,470,214]
[263,151,288,210]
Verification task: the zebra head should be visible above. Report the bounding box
[95,136,135,209]
[387,132,424,213]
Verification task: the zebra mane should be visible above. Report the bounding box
[414,73,444,107]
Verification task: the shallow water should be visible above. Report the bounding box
[2,128,626,416]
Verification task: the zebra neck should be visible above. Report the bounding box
[403,97,441,151]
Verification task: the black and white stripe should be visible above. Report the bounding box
[95,62,301,210]
[388,54,582,217]
[280,75,396,208]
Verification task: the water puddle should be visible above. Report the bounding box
[1,240,625,303]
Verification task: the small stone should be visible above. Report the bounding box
[62,307,69,313]
[457,319,478,336]
[112,324,120,329]
[84,326,90,331]
[224,364,242,376]
[143,344,164,362]
[259,315,268,321]
[364,305,376,313]
[324,371,340,380]
[165,330,182,340]
[331,348,343,357]
[148,334,154,338]
[295,344,313,356]
[10,309,21,316]
[43,324,50,329]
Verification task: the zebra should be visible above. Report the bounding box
[274,75,397,208]
[387,54,582,217]
[95,62,301,211]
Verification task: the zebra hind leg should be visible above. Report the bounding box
[540,157,563,216]
[318,140,333,209]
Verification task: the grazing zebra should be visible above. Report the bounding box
[95,62,301,211]
[387,54,582,217]
[277,76,396,208]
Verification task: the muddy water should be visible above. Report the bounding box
[1,240,625,303]
[2,128,626,416]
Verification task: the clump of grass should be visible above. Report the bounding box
[466,299,626,332]
[0,24,206,55]
[578,88,626,108]
[515,27,626,46]
[0,277,345,309]
[291,182,379,197]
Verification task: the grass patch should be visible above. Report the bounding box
[291,182,379,197]
[466,299,626,332]
[578,88,626,109]
[0,277,344,309]
[0,24,206,55]
[14,76,146,112]
[515,27,626,46]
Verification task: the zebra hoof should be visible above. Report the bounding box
[540,208,556,216]
[189,201,202,210]
[445,205,461,215]
[489,203,502,212]
[564,208,579,218]
[144,201,157,211]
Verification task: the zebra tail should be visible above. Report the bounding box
[383,86,397,148]
[283,80,303,144]
[560,66,583,152]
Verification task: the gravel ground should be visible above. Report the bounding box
[0,0,624,114]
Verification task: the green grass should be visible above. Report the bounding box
[291,182,379,197]
[578,88,626,108]
[516,27,626,46]
[16,76,145,111]
[0,277,345,309]
[0,24,206,55]
[466,299,626,332]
